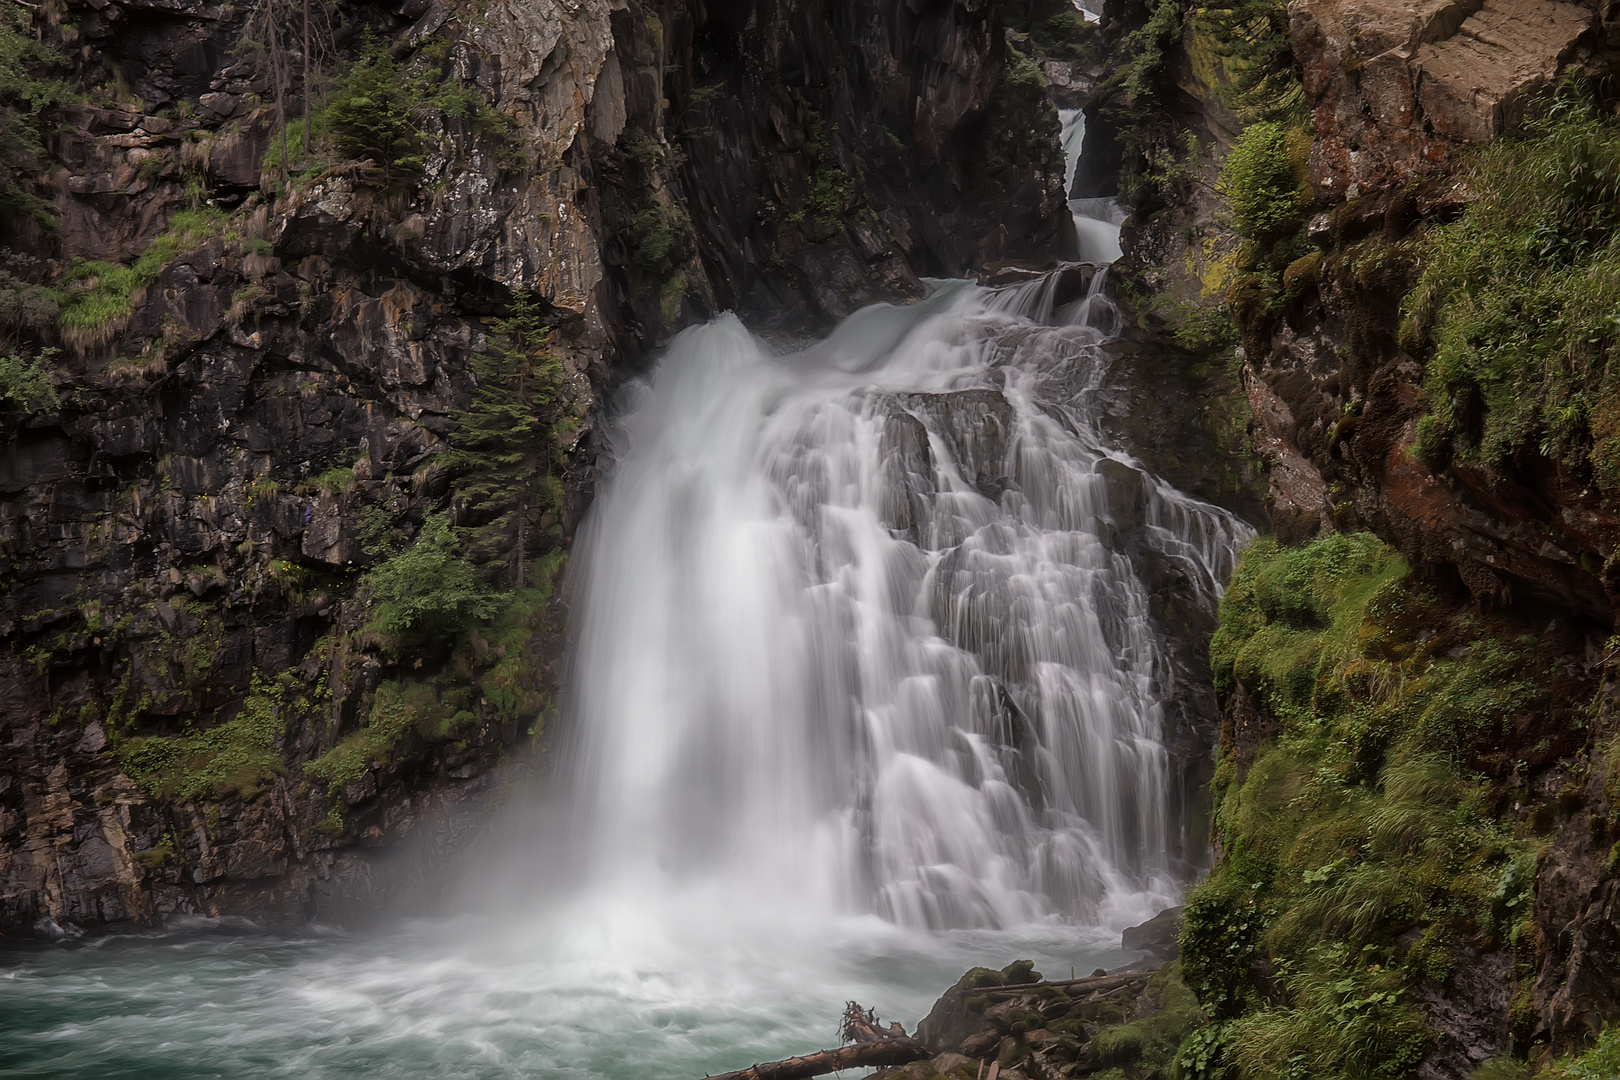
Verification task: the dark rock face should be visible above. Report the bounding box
[1292,0,1594,198]
[1120,904,1180,962]
[0,0,1074,933]
[1241,2,1620,621]
[599,0,1074,344]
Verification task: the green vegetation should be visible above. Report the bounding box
[266,32,516,192]
[1004,0,1098,63]
[305,678,473,785]
[1183,532,1553,1078]
[301,464,356,495]
[118,670,323,803]
[312,559,561,788]
[1091,965,1204,1073]
[1219,120,1313,316]
[360,512,499,645]
[0,5,72,227]
[613,135,694,285]
[57,208,231,348]
[1401,100,1620,487]
[781,118,854,235]
[1193,0,1303,123]
[1551,1025,1620,1078]
[0,348,58,413]
[446,291,567,586]
[324,35,430,192]
[973,50,1061,192]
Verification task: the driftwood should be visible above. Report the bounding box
[705,1002,930,1080]
[981,972,1151,998]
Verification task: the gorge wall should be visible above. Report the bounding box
[14,0,1620,1070]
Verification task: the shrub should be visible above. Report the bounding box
[1220,121,1311,250]
[360,512,499,644]
[0,348,57,413]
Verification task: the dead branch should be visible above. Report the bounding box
[705,1003,929,1080]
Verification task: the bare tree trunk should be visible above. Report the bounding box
[302,0,312,159]
[267,1,288,187]
[703,1003,930,1080]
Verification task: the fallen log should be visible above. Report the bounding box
[981,972,1151,998]
[704,1002,930,1080]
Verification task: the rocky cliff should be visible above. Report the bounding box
[1087,0,1620,1073]
[0,0,1077,934]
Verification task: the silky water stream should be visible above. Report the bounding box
[0,146,1249,1080]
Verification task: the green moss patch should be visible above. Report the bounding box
[57,208,231,349]
[1186,533,1560,1078]
[118,670,321,803]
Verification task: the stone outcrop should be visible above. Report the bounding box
[1292,0,1594,196]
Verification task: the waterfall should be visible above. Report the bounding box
[560,273,1250,933]
[1060,108,1126,265]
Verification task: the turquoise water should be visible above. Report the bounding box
[0,911,1132,1079]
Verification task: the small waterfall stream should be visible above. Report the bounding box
[1061,108,1125,264]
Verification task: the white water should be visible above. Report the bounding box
[1060,109,1125,264]
[0,113,1249,1080]
[558,277,1245,939]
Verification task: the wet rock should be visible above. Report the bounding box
[919,965,1032,1054]
[1120,904,1181,961]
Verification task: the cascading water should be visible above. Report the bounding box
[558,275,1247,937]
[0,112,1250,1080]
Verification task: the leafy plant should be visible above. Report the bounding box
[0,348,58,413]
[1220,121,1311,255]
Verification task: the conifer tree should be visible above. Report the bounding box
[324,34,426,190]
[448,291,563,590]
